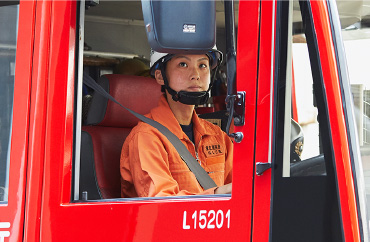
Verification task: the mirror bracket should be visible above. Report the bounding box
[225,92,245,143]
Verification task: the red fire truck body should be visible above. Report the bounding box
[0,0,368,241]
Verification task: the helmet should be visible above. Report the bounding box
[150,50,173,76]
[149,47,223,105]
[150,47,223,76]
[290,119,304,163]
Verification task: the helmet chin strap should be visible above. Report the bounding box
[159,64,218,106]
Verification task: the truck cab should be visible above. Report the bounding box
[0,0,370,241]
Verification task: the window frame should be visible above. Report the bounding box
[270,0,344,241]
[0,3,20,202]
[72,0,238,202]
[38,1,261,241]
[326,0,368,239]
[0,1,36,240]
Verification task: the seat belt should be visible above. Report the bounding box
[83,73,217,190]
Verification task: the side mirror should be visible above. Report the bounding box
[141,0,216,53]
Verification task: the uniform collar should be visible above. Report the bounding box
[150,95,216,140]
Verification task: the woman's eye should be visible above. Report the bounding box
[179,62,187,67]
[200,63,208,68]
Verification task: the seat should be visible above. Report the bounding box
[80,74,162,200]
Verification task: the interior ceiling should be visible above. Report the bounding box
[86,0,370,30]
[85,0,236,27]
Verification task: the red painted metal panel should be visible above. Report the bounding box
[291,62,298,122]
[251,0,275,241]
[0,1,36,242]
[36,1,260,241]
[23,1,52,241]
[4,0,362,241]
[39,1,77,240]
[311,1,360,241]
[235,0,261,240]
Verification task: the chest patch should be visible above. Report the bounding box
[203,143,224,158]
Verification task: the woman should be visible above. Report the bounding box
[120,48,232,197]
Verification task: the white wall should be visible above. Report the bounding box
[84,17,151,59]
[344,38,370,90]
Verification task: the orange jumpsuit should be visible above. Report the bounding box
[120,95,233,197]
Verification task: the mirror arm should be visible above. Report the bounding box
[224,0,237,97]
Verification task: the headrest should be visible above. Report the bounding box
[85,74,162,127]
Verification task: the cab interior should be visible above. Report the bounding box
[76,0,370,201]
[78,0,237,200]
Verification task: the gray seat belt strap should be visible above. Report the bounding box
[83,73,217,190]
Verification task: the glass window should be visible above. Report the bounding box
[0,3,19,202]
[343,31,370,238]
[280,3,327,178]
[288,38,326,177]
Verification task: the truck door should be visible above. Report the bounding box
[264,0,367,241]
[0,1,36,241]
[34,0,256,241]
[9,0,364,241]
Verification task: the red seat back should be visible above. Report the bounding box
[80,74,162,199]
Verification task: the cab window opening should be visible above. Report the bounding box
[280,1,337,178]
[73,0,237,201]
[0,2,19,203]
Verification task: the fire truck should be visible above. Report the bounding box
[1,0,370,241]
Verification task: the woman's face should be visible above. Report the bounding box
[156,54,211,92]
